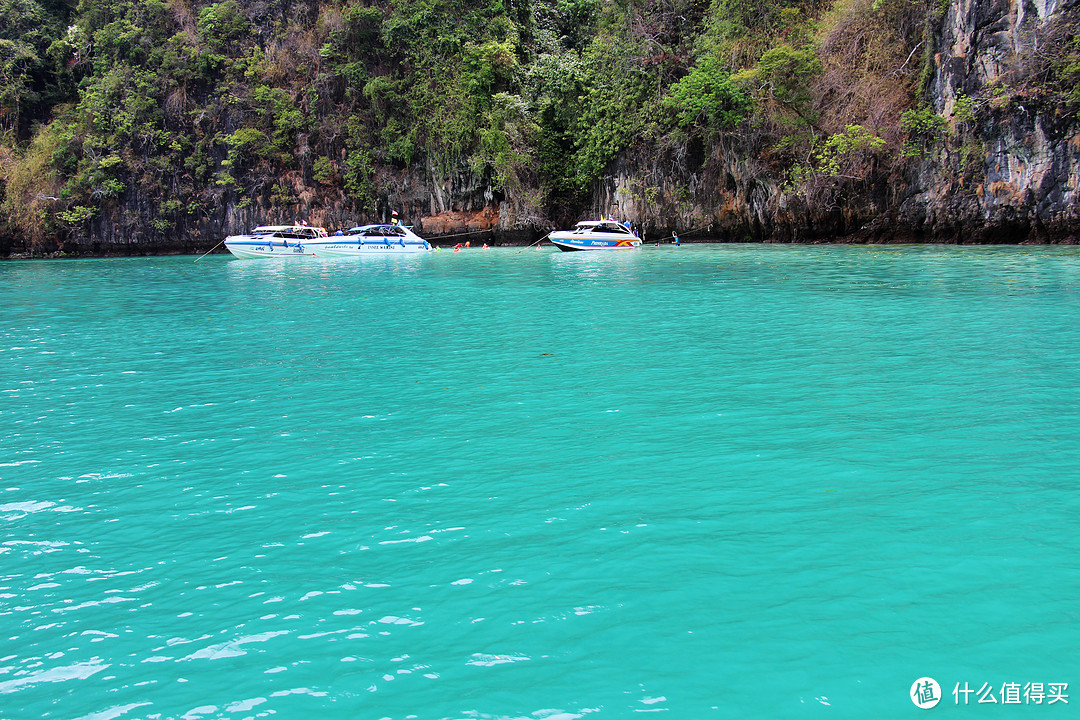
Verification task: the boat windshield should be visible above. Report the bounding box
[250,226,319,238]
[577,222,632,234]
[348,225,408,237]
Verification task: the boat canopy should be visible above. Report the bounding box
[250,225,324,239]
[347,224,410,237]
[573,221,634,234]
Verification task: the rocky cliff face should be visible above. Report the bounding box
[590,0,1080,243]
[44,161,521,256]
[907,0,1080,242]
[9,0,1078,256]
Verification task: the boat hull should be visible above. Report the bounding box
[549,236,642,252]
[224,240,313,258]
[308,241,430,256]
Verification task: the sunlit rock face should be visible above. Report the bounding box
[10,0,1078,256]
[917,0,1080,242]
[587,0,1080,244]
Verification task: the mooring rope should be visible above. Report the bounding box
[515,234,550,253]
[194,239,225,262]
[429,229,494,240]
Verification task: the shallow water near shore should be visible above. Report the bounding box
[2,244,1079,719]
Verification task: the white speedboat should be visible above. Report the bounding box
[223,225,323,258]
[547,220,641,251]
[307,224,431,256]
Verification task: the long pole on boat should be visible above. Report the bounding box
[194,239,226,262]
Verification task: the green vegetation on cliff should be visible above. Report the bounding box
[0,0,1077,251]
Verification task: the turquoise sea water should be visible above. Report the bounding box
[2,245,1079,719]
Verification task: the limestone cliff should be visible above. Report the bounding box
[4,0,1078,256]
[904,0,1080,242]
[589,0,1080,243]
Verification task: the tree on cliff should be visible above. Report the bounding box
[1,0,1077,252]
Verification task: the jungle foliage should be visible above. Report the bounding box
[0,0,1074,247]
